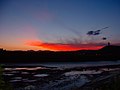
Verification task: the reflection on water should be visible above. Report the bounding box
[40,60,120,68]
[4,67,47,71]
[64,70,102,76]
[2,60,120,68]
[34,74,49,77]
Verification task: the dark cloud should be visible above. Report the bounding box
[87,27,109,36]
[102,37,107,40]
[87,30,101,35]
[87,31,94,35]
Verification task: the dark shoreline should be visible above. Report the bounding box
[1,62,120,70]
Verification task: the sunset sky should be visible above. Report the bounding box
[0,0,120,51]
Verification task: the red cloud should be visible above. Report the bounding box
[25,40,104,51]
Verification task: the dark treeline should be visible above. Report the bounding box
[0,45,120,63]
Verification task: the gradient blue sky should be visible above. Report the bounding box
[0,0,120,51]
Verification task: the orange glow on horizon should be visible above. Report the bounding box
[25,40,104,51]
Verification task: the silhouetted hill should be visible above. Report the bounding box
[100,45,120,52]
[0,45,120,63]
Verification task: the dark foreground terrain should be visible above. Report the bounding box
[0,45,120,90]
[77,69,120,90]
[1,63,120,90]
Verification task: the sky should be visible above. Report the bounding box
[0,0,120,51]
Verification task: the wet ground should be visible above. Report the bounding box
[2,64,120,90]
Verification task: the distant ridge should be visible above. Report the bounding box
[100,45,120,52]
[0,45,120,63]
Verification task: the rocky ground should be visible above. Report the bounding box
[2,65,120,90]
[76,70,120,90]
